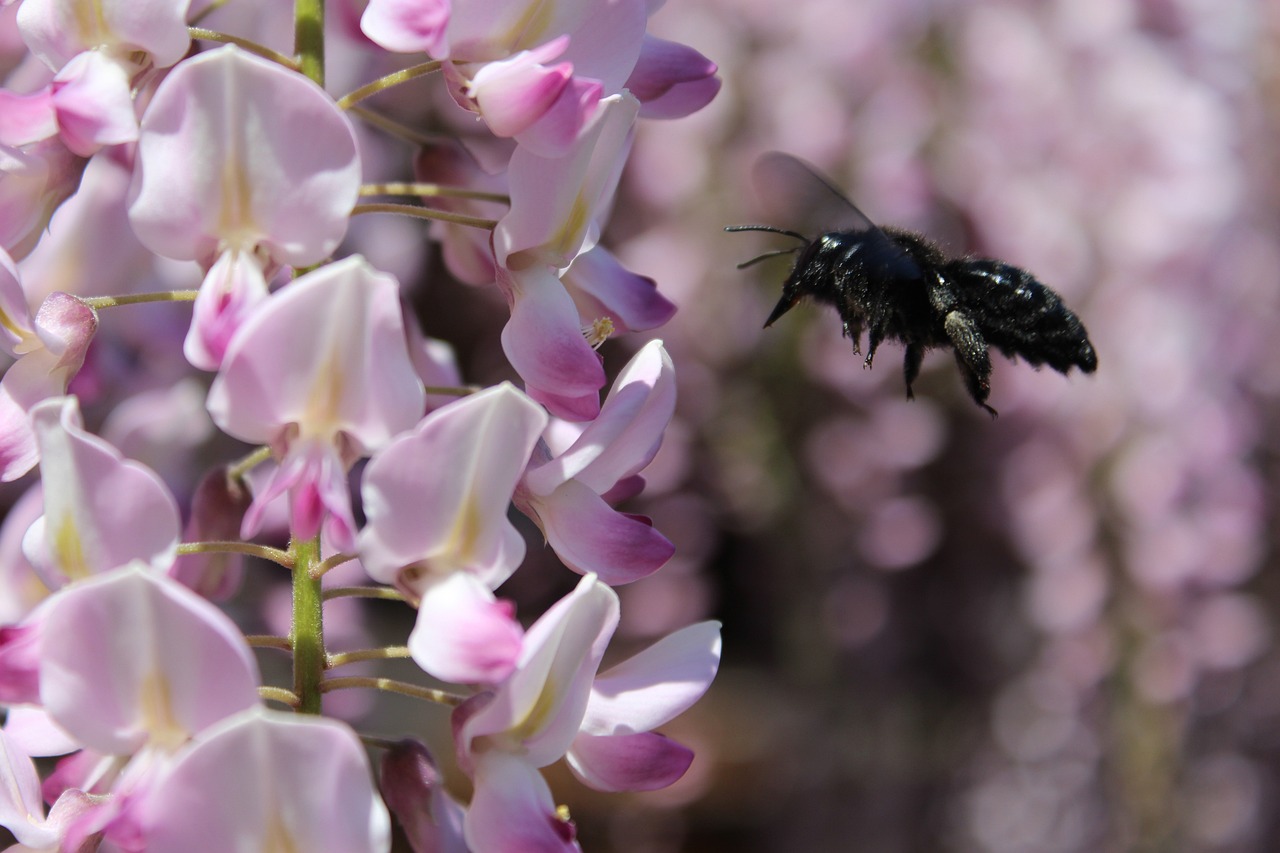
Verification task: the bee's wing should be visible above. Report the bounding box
[752,152,876,235]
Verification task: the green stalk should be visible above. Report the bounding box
[295,0,324,86]
[290,535,325,714]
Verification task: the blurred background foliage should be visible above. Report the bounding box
[585,0,1280,850]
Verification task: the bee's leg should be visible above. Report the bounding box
[903,344,924,399]
[943,311,997,417]
[842,319,863,355]
[864,325,884,367]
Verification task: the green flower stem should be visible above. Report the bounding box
[351,202,499,231]
[327,646,412,668]
[188,27,299,69]
[82,290,198,309]
[359,182,510,204]
[347,105,445,147]
[337,61,443,110]
[291,535,326,714]
[320,676,465,706]
[295,0,324,87]
[259,686,302,708]
[245,634,294,651]
[176,540,293,567]
[227,445,273,482]
[322,585,409,602]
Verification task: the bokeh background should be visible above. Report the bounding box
[4,0,1280,851]
[593,0,1280,850]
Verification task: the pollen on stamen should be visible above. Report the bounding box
[583,316,615,350]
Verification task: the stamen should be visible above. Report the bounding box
[583,316,615,350]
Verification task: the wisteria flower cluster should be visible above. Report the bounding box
[0,0,722,850]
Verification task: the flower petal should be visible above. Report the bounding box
[409,572,523,684]
[524,339,674,496]
[566,730,692,791]
[38,563,261,755]
[358,382,546,585]
[466,752,579,853]
[625,35,720,119]
[139,708,391,853]
[531,478,673,584]
[360,0,450,55]
[582,621,722,734]
[499,265,605,421]
[563,245,675,333]
[128,45,360,267]
[25,396,180,584]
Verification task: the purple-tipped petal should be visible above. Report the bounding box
[533,479,673,583]
[499,265,605,421]
[466,752,579,853]
[379,738,469,853]
[563,245,675,333]
[0,619,41,704]
[184,248,269,371]
[524,339,674,496]
[360,0,450,55]
[566,730,693,792]
[465,38,573,138]
[625,35,720,120]
[409,572,523,685]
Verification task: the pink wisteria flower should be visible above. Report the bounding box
[23,396,180,586]
[207,256,425,551]
[495,91,639,419]
[517,339,677,584]
[0,254,96,481]
[0,0,722,847]
[136,708,391,853]
[454,573,720,852]
[359,382,547,683]
[128,44,361,368]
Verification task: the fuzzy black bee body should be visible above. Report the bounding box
[731,154,1097,416]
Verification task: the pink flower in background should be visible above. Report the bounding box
[0,254,96,481]
[23,396,180,586]
[207,256,424,551]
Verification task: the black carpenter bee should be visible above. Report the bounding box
[728,153,1097,416]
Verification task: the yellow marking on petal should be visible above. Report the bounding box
[72,0,111,50]
[301,352,346,438]
[510,674,560,742]
[139,671,187,751]
[444,494,483,566]
[504,0,554,51]
[0,307,26,340]
[264,812,300,853]
[549,192,590,262]
[51,513,88,581]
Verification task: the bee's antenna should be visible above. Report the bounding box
[725,225,809,243]
[735,247,801,269]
